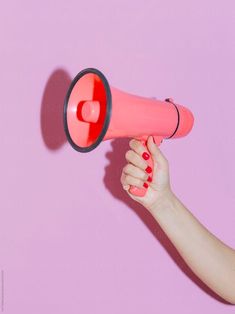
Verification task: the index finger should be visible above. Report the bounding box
[129,139,150,159]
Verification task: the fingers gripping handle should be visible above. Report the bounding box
[129,139,154,197]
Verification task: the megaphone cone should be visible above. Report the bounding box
[64,68,194,197]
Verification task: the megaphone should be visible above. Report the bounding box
[63,68,194,197]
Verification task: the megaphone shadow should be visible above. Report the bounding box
[104,138,230,305]
[40,68,71,150]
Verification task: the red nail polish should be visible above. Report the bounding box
[147,176,152,182]
[143,182,148,188]
[142,152,150,160]
[145,166,152,173]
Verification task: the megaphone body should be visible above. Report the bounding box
[64,68,194,197]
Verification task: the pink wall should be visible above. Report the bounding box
[1,0,235,313]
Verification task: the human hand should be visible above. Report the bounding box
[120,135,173,213]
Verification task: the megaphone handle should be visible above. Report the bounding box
[129,139,154,197]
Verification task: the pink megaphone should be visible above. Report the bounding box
[63,68,194,197]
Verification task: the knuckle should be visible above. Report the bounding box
[125,174,132,182]
[129,139,138,149]
[123,165,128,173]
[129,139,135,148]
[123,164,132,173]
[125,150,132,160]
[122,179,127,186]
[120,173,125,184]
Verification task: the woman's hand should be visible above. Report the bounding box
[121,136,235,304]
[120,135,173,212]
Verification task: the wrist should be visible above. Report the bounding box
[148,188,176,216]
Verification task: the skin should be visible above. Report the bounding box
[120,135,235,304]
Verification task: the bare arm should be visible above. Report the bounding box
[121,136,235,304]
[150,190,235,304]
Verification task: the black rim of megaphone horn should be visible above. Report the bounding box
[63,67,112,153]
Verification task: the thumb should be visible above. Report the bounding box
[146,136,168,170]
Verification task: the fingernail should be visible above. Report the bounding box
[143,182,148,188]
[142,152,150,160]
[147,176,152,182]
[145,166,152,173]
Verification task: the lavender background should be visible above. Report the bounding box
[0,0,234,313]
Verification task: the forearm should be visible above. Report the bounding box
[149,191,235,304]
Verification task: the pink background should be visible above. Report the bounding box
[1,0,235,313]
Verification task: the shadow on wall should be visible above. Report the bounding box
[40,68,71,150]
[103,137,231,305]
